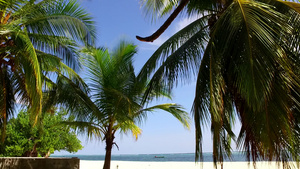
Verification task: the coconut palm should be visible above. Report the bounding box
[63,41,190,169]
[0,0,95,139]
[136,0,300,166]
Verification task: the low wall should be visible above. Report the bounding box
[0,157,79,169]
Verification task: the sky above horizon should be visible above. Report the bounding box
[54,0,239,156]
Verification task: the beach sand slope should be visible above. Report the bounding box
[80,160,298,169]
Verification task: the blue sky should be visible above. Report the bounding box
[55,0,239,155]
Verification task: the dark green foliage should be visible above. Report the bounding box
[0,0,95,140]
[0,110,83,157]
[138,0,300,167]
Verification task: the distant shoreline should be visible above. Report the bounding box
[52,151,249,156]
[52,152,295,162]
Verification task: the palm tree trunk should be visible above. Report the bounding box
[103,137,113,169]
[103,122,115,169]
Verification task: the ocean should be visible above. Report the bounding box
[52,152,251,162]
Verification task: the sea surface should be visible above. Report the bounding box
[52,152,252,162]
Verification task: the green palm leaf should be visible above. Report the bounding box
[139,0,300,166]
[65,40,190,169]
[0,0,95,139]
[139,103,190,128]
[62,121,104,140]
[141,0,180,21]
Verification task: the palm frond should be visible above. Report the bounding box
[55,75,103,120]
[277,1,300,13]
[117,120,142,140]
[140,0,180,21]
[15,31,42,123]
[24,0,95,46]
[196,0,298,164]
[30,34,80,71]
[0,0,20,11]
[139,103,190,129]
[138,0,300,167]
[62,121,104,141]
[138,14,209,80]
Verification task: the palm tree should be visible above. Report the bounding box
[0,0,95,139]
[64,40,190,169]
[136,0,300,167]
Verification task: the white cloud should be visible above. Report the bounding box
[174,15,199,33]
[138,34,170,51]
[150,35,169,47]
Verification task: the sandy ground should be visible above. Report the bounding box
[80,160,299,169]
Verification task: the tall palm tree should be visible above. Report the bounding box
[136,0,300,167]
[64,41,190,169]
[0,0,95,139]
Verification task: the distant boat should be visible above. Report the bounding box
[154,156,164,158]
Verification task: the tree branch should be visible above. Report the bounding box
[136,0,189,42]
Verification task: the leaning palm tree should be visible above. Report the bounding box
[136,0,300,167]
[0,0,95,139]
[64,41,190,169]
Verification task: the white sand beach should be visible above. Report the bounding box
[80,160,299,169]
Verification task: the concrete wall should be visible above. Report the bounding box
[0,157,79,169]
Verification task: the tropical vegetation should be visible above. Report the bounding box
[0,0,95,140]
[63,41,190,169]
[0,109,83,157]
[137,0,300,166]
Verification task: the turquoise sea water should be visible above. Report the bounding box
[52,152,250,162]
